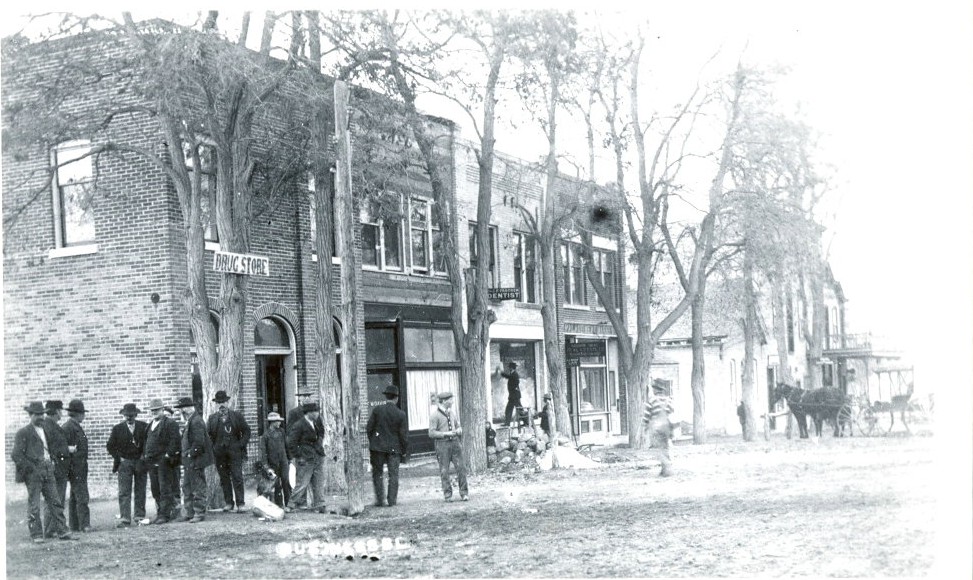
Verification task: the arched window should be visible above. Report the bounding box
[254,317,289,349]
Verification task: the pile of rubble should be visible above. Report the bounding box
[486,425,570,473]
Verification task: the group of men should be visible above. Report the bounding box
[10,389,342,541]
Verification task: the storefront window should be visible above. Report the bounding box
[404,327,456,362]
[580,367,607,412]
[491,341,537,421]
[365,327,396,364]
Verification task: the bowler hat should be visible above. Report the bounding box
[67,399,86,414]
[302,402,320,413]
[267,412,284,422]
[213,390,231,403]
[45,400,64,413]
[382,384,399,397]
[438,391,454,401]
[148,398,165,411]
[174,397,196,409]
[24,401,45,414]
[120,403,141,416]
[543,393,552,400]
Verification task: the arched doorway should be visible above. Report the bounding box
[254,316,296,435]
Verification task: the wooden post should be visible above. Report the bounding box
[334,80,365,515]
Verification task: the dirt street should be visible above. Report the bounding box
[4,432,942,578]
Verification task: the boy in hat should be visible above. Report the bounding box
[107,403,149,526]
[207,390,251,513]
[143,398,182,523]
[366,384,409,507]
[536,392,554,439]
[175,396,213,523]
[61,399,91,532]
[42,400,69,538]
[286,401,327,512]
[11,401,75,542]
[428,392,469,502]
[642,382,676,477]
[257,411,290,508]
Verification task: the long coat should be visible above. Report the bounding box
[286,417,325,463]
[144,415,181,466]
[206,409,251,455]
[181,411,214,469]
[106,420,149,472]
[60,417,89,475]
[366,402,409,456]
[44,416,70,480]
[11,422,62,483]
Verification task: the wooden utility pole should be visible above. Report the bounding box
[333,80,365,515]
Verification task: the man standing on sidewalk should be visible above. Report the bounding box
[429,392,468,502]
[286,402,327,513]
[43,400,69,538]
[61,399,91,533]
[176,396,213,523]
[143,398,182,524]
[366,384,409,507]
[11,401,76,543]
[207,390,251,513]
[106,403,149,527]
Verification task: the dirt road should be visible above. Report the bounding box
[4,433,942,578]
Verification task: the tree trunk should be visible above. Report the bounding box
[805,257,826,391]
[690,281,707,444]
[741,246,758,442]
[334,81,366,516]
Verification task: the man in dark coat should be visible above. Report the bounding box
[43,400,69,538]
[61,399,91,532]
[207,390,251,513]
[257,411,290,508]
[176,396,213,523]
[106,403,149,527]
[499,362,522,426]
[366,384,409,507]
[11,401,75,542]
[286,402,327,513]
[143,398,182,524]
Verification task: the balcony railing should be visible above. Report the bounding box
[825,332,901,354]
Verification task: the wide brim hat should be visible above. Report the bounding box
[45,400,64,413]
[382,384,399,397]
[437,392,454,401]
[267,412,284,422]
[302,402,320,413]
[67,399,86,413]
[174,397,196,409]
[543,393,552,400]
[148,398,166,411]
[120,403,141,415]
[24,401,45,414]
[213,390,231,403]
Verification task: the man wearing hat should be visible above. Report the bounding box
[175,396,213,523]
[107,403,149,527]
[258,411,290,508]
[61,399,91,532]
[642,381,676,477]
[365,384,409,507]
[42,400,70,538]
[143,398,182,524]
[498,361,522,427]
[428,391,469,502]
[286,401,327,512]
[206,390,251,513]
[11,401,75,542]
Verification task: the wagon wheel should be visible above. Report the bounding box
[837,402,855,436]
[857,406,893,436]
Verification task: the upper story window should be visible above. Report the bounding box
[562,242,586,305]
[361,198,402,271]
[52,140,96,247]
[513,232,539,303]
[588,249,621,310]
[468,222,498,286]
[410,198,445,275]
[184,143,218,243]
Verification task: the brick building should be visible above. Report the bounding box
[3,29,629,487]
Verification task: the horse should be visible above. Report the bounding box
[772,383,850,438]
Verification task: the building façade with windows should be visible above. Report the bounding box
[3,32,629,488]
